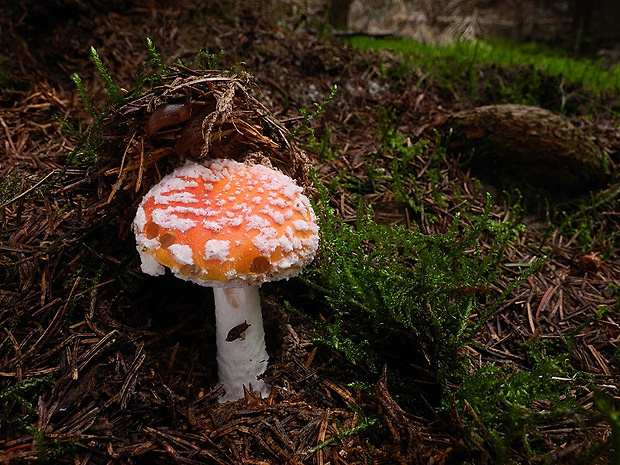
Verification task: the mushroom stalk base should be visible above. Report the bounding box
[213,286,270,402]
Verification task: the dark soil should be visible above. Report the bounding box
[1,1,619,464]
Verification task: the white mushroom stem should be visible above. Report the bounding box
[212,286,270,402]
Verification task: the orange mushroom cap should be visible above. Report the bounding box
[133,159,319,287]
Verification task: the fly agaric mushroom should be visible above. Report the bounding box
[133,159,319,402]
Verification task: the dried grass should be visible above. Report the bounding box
[101,67,312,198]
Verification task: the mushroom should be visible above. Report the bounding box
[133,159,319,402]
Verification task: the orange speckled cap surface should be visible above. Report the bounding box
[133,159,319,287]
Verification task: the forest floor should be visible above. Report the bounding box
[1,1,619,464]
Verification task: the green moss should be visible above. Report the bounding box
[292,100,611,460]
[197,45,225,70]
[453,349,586,463]
[66,40,180,170]
[303,175,524,394]
[301,168,600,460]
[349,36,620,95]
[26,425,77,463]
[549,184,620,252]
[0,169,24,207]
[89,46,124,105]
[0,376,53,431]
[594,391,620,465]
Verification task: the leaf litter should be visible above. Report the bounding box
[1,0,619,463]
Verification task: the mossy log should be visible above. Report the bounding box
[438,104,607,195]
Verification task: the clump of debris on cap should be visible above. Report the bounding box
[98,66,313,216]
